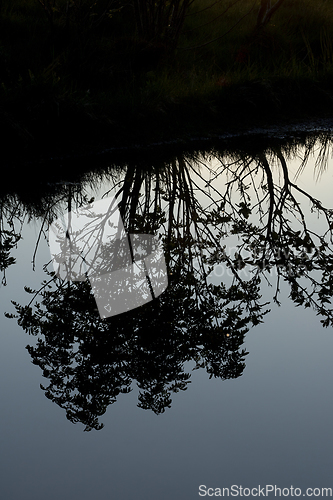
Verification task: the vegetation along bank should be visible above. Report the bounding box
[1,0,333,162]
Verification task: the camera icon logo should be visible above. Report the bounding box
[48,196,168,318]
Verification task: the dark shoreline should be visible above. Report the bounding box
[2,76,333,197]
[2,77,333,161]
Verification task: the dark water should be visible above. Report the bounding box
[1,134,333,500]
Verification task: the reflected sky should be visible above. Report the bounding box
[1,135,333,500]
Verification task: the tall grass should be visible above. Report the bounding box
[2,0,333,90]
[180,0,333,73]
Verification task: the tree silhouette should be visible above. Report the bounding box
[5,132,333,430]
[0,195,25,284]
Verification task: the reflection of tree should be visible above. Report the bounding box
[9,221,261,430]
[204,140,333,327]
[6,133,333,430]
[116,138,333,326]
[0,182,97,276]
[0,196,24,284]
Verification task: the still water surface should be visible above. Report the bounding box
[1,134,333,499]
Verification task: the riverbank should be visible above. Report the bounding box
[2,1,333,165]
[2,74,333,164]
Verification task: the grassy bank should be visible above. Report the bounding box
[1,0,333,162]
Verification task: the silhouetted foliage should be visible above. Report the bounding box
[5,132,333,429]
[133,0,194,49]
[36,0,120,33]
[0,196,24,284]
